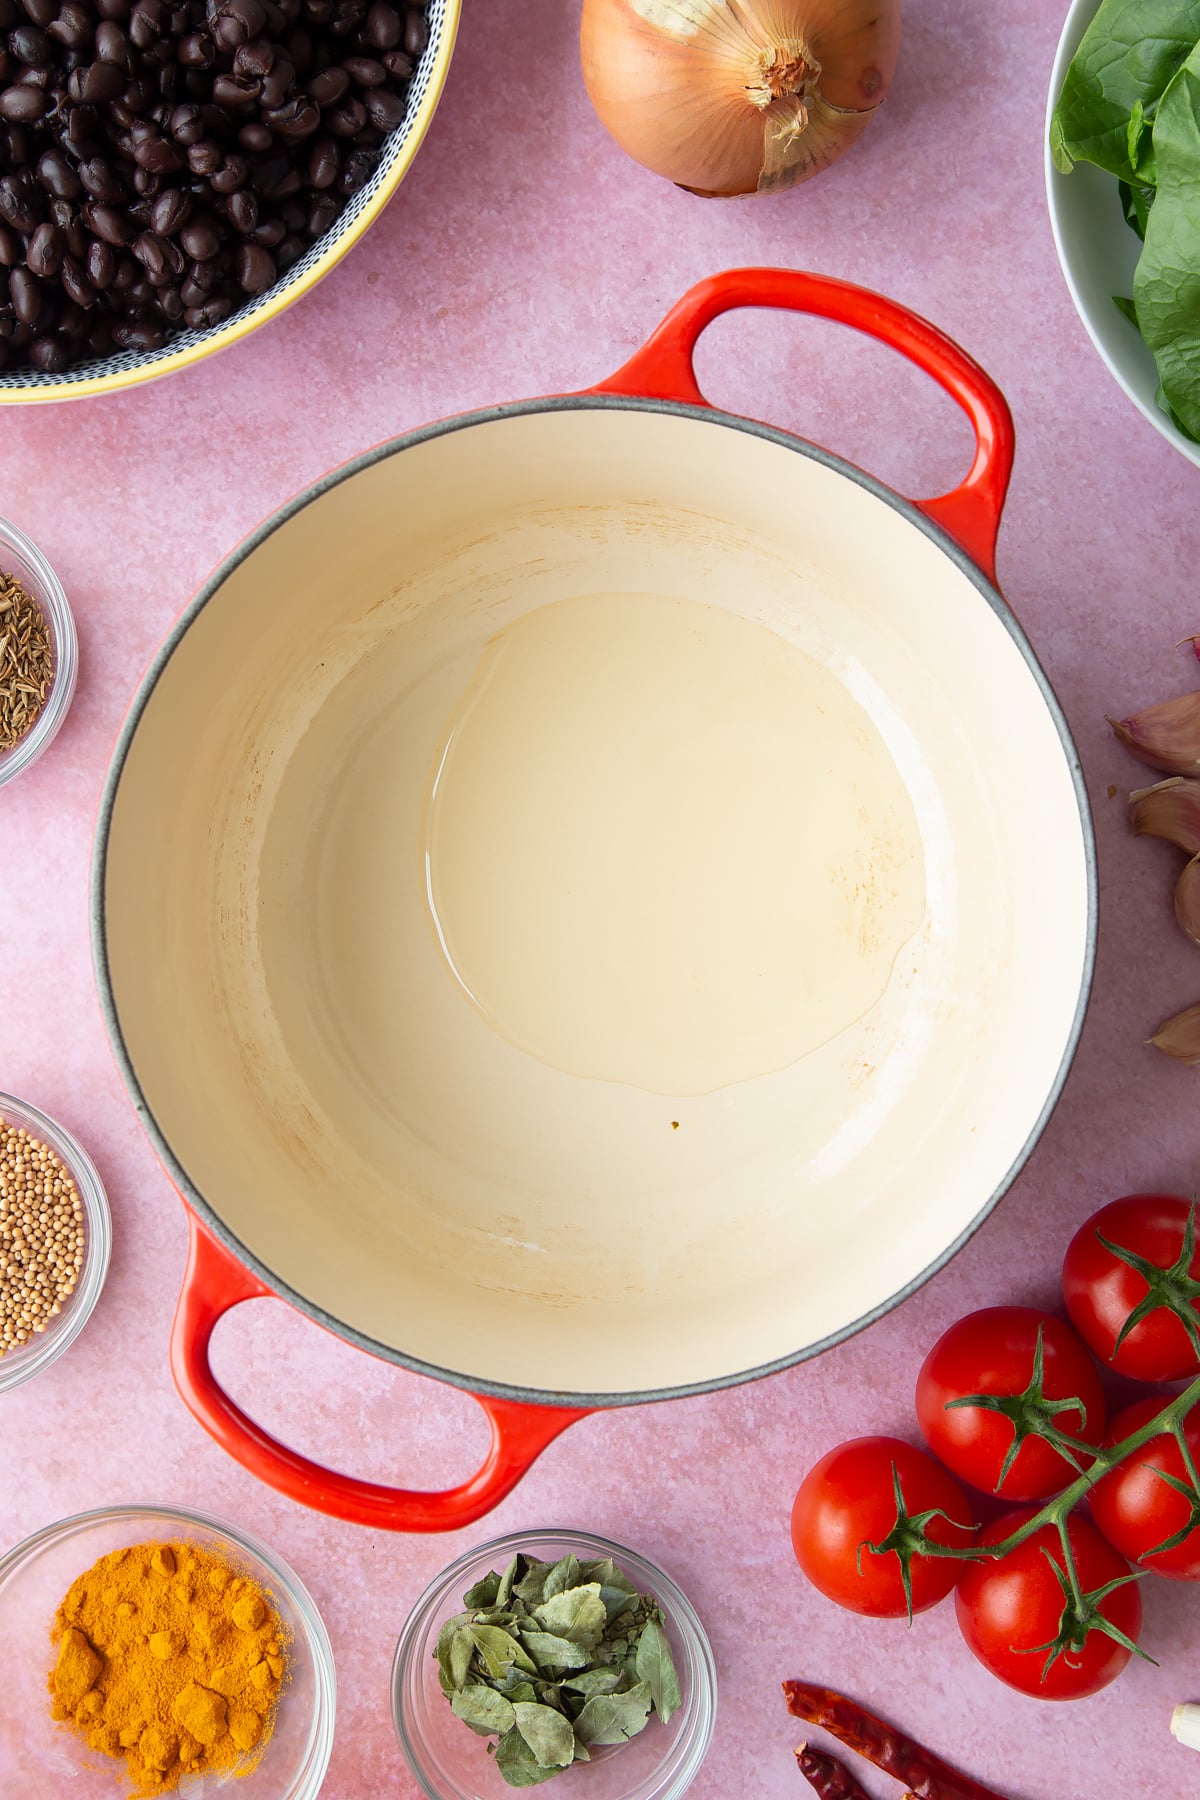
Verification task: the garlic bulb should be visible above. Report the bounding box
[580,0,902,198]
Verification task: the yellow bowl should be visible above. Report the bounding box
[0,0,460,406]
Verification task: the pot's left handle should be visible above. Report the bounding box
[171,1215,592,1531]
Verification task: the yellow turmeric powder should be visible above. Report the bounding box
[48,1539,287,1796]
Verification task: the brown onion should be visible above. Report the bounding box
[580,0,902,199]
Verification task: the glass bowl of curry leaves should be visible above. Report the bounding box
[391,1529,716,1798]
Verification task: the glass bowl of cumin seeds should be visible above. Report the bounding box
[0,515,78,789]
[0,1092,111,1395]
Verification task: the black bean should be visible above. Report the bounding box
[95,0,132,16]
[112,315,164,348]
[264,93,315,137]
[207,151,245,190]
[275,227,300,267]
[28,331,69,369]
[59,254,95,305]
[226,184,255,229]
[178,213,218,257]
[168,99,203,140]
[154,281,182,317]
[9,265,41,321]
[248,211,281,244]
[0,79,47,120]
[337,143,372,192]
[176,28,212,64]
[132,162,161,192]
[129,2,163,48]
[323,93,363,136]
[9,24,53,62]
[209,69,255,105]
[178,270,206,302]
[234,237,270,289]
[402,6,424,57]
[365,1,400,50]
[133,129,181,168]
[186,136,220,173]
[237,118,271,150]
[343,54,383,86]
[379,47,411,78]
[305,62,345,105]
[233,34,271,76]
[265,162,298,196]
[330,0,364,33]
[20,0,57,26]
[150,184,189,230]
[50,1,98,48]
[72,58,125,100]
[79,156,125,199]
[0,172,41,229]
[307,190,336,236]
[363,85,402,132]
[36,147,82,197]
[0,220,18,262]
[26,218,62,275]
[307,133,336,187]
[65,100,98,141]
[84,198,133,243]
[183,291,228,325]
[85,236,115,285]
[257,53,292,107]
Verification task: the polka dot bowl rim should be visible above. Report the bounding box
[0,0,460,406]
[0,1090,111,1395]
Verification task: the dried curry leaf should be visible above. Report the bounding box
[533,1584,607,1648]
[449,1625,475,1692]
[635,1618,682,1724]
[518,1629,594,1672]
[512,1702,576,1769]
[541,1554,583,1600]
[493,1726,562,1788]
[451,1686,517,1737]
[471,1624,538,1680]
[572,1681,654,1746]
[463,1571,503,1610]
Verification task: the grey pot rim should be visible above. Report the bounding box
[91,390,1100,1411]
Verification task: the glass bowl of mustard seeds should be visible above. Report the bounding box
[0,1090,111,1395]
[0,513,78,789]
[0,1504,335,1797]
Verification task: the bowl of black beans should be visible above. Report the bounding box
[0,0,456,397]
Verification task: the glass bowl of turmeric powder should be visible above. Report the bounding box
[0,1504,335,1797]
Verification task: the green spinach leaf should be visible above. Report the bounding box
[1133,45,1200,439]
[1051,0,1200,180]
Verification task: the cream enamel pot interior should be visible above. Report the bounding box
[94,269,1096,1532]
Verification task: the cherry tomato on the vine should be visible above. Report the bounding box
[1090,1398,1200,1579]
[790,1436,976,1618]
[915,1306,1106,1500]
[955,1509,1142,1700]
[1062,1194,1200,1381]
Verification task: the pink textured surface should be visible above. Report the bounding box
[2,0,1199,1795]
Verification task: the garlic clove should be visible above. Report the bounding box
[1179,857,1200,949]
[1110,691,1200,774]
[1171,1703,1200,1750]
[1129,777,1200,854]
[1151,1002,1200,1065]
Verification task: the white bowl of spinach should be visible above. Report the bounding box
[1047,0,1200,463]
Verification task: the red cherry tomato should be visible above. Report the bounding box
[955,1509,1141,1700]
[790,1436,976,1618]
[915,1306,1106,1500]
[1090,1397,1200,1579]
[1062,1194,1200,1381]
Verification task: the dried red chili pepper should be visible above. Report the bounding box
[795,1743,873,1799]
[783,1682,1011,1800]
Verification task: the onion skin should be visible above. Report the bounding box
[580,0,902,198]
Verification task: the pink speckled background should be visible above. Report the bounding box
[3,0,1200,1794]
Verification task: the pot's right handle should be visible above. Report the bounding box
[589,267,1015,586]
[171,1213,592,1531]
